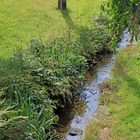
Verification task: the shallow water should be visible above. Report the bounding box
[59,29,130,140]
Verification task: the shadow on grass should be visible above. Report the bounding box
[61,9,75,29]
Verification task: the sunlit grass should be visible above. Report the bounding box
[0,0,101,59]
[84,44,140,140]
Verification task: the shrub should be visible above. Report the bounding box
[78,14,113,64]
[0,50,58,139]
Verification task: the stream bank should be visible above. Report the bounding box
[56,29,131,140]
[84,43,140,140]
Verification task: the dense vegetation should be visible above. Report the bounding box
[106,0,140,43]
[0,0,115,139]
[0,15,113,139]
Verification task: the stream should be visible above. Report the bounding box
[57,29,131,140]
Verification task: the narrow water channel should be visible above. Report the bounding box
[57,29,130,140]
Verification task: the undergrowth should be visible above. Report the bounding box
[0,13,114,139]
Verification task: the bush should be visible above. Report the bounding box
[0,37,87,139]
[78,14,113,64]
[26,38,87,106]
[0,74,58,140]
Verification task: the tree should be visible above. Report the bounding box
[58,0,67,10]
[106,0,140,43]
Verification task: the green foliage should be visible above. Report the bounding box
[0,14,113,137]
[78,14,113,64]
[0,92,26,139]
[26,38,87,106]
[0,74,58,140]
[105,0,140,43]
[0,35,87,139]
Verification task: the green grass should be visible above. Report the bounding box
[0,0,101,59]
[109,45,140,139]
[84,44,140,140]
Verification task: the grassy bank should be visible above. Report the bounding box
[0,0,101,59]
[84,44,140,140]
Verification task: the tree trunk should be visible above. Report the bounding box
[58,0,67,10]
